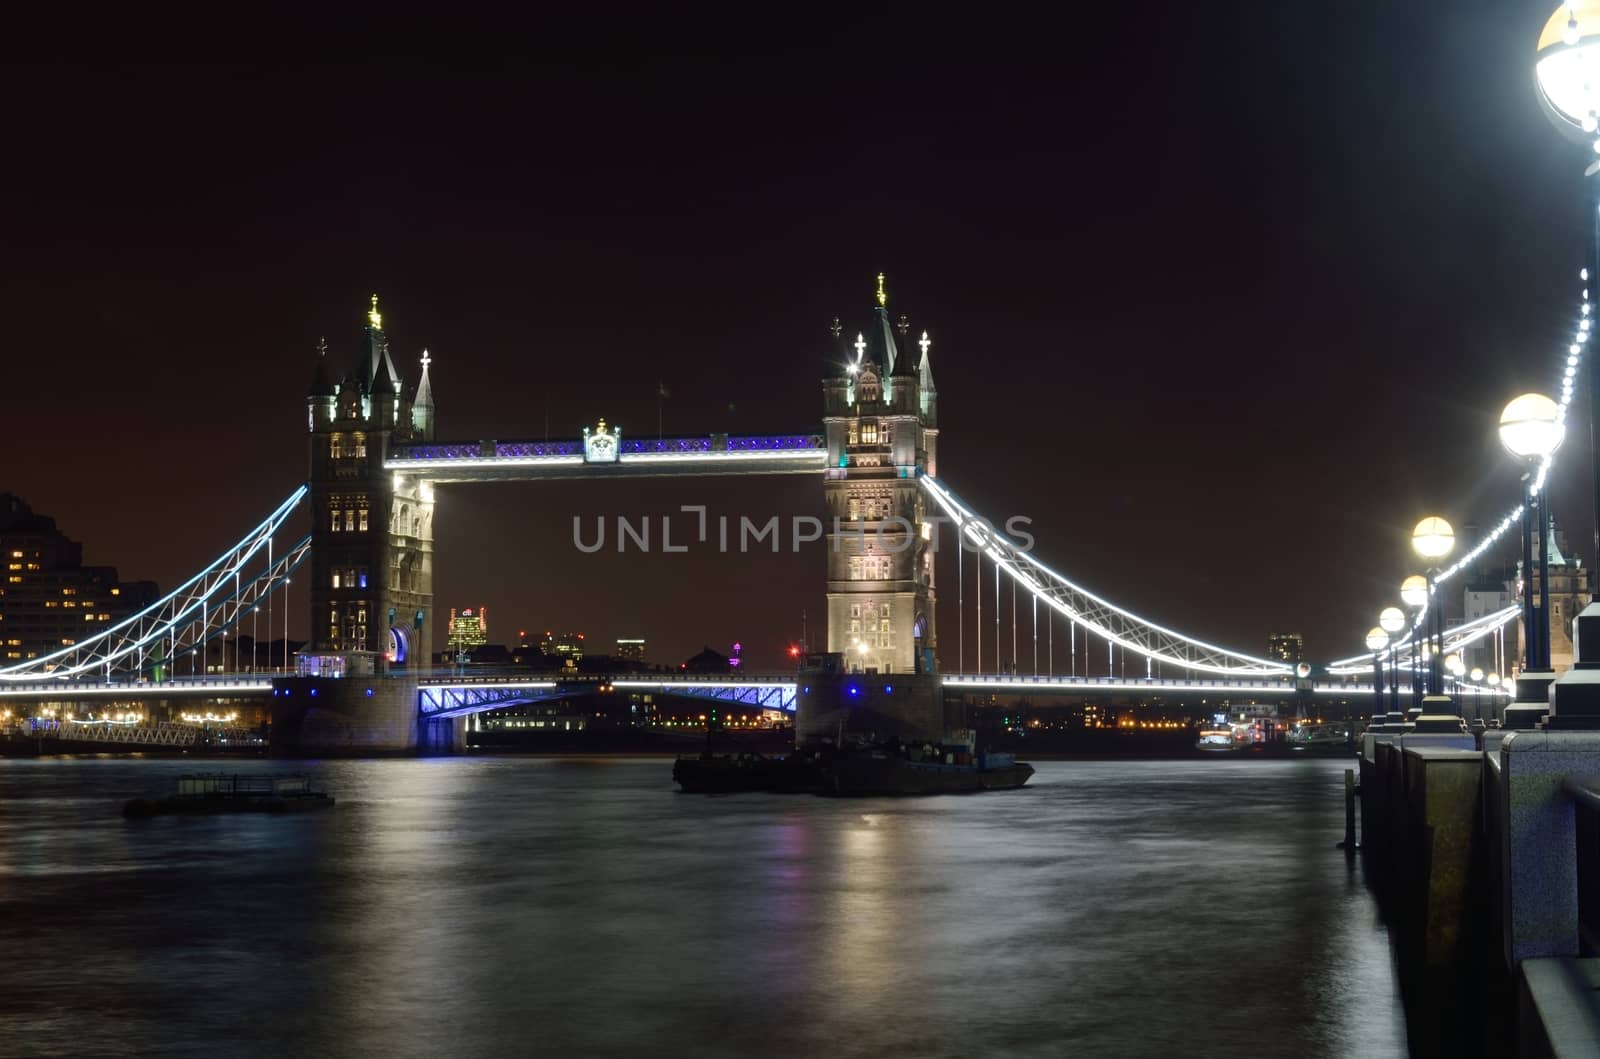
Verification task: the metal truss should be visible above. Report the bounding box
[417,682,562,717]
[919,476,1294,677]
[612,679,797,711]
[0,489,308,682]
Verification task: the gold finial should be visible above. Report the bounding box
[368,293,383,330]
[875,273,887,308]
[597,417,608,434]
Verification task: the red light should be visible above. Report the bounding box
[788,645,800,658]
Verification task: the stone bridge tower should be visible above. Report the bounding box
[304,296,437,673]
[821,275,939,675]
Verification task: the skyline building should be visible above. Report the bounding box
[1266,634,1304,665]
[0,494,157,664]
[446,607,489,656]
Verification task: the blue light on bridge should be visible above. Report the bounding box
[884,685,893,694]
[847,683,861,698]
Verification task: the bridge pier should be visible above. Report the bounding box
[795,665,959,746]
[270,673,460,754]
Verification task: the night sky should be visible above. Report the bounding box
[3,3,1591,669]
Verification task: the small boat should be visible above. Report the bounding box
[1195,728,1235,751]
[123,774,334,817]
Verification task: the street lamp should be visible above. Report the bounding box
[1365,626,1389,722]
[1397,576,1428,714]
[1500,393,1564,679]
[1414,515,1452,716]
[1532,6,1600,731]
[1379,606,1407,720]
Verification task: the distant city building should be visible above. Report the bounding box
[1266,634,1304,665]
[540,631,585,662]
[682,645,730,673]
[446,607,489,655]
[0,494,157,664]
[615,637,646,663]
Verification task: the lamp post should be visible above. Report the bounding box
[1500,393,1564,683]
[1412,516,1463,731]
[1535,6,1600,731]
[1365,627,1390,723]
[1399,577,1429,717]
[1380,605,1408,724]
[1471,666,1486,720]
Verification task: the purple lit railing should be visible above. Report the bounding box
[391,434,825,462]
[495,441,582,458]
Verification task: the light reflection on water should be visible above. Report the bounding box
[0,756,1405,1057]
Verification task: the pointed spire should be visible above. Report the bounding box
[1548,514,1567,566]
[918,330,936,392]
[308,336,336,397]
[414,348,434,409]
[367,293,383,331]
[876,272,887,308]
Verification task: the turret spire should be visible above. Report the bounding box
[876,272,887,308]
[368,293,383,330]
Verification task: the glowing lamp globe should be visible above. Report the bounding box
[1400,575,1430,608]
[1471,667,1485,683]
[1499,393,1564,460]
[1536,3,1600,140]
[1412,517,1455,561]
[1446,653,1465,676]
[1379,606,1407,635]
[1488,672,1502,687]
[1365,627,1390,652]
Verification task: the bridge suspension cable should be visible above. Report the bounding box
[1339,281,1589,665]
[0,487,308,681]
[920,475,1293,677]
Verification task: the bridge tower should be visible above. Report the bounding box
[304,296,437,674]
[821,274,939,675]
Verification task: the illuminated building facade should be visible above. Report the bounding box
[446,607,489,655]
[304,296,436,667]
[1518,518,1591,673]
[1266,634,1304,665]
[822,275,938,675]
[615,637,646,663]
[0,494,157,663]
[540,631,585,663]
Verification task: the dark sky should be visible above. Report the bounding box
[2,3,1591,668]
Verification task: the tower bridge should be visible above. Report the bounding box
[0,279,1516,751]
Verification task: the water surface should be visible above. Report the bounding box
[0,756,1405,1057]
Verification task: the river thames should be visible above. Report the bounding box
[0,756,1405,1057]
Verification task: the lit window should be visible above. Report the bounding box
[25,563,39,571]
[354,435,367,458]
[61,638,75,646]
[7,577,22,584]
[330,510,341,532]
[358,570,368,589]
[358,510,369,532]
[330,435,344,459]
[332,571,341,589]
[62,588,75,596]
[861,422,878,444]
[84,613,95,622]
[5,563,19,571]
[7,551,19,559]
[848,498,860,520]
[344,510,355,532]
[44,601,57,608]
[110,588,119,596]
[849,619,860,633]
[99,613,109,621]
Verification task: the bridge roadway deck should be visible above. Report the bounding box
[0,670,1449,709]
